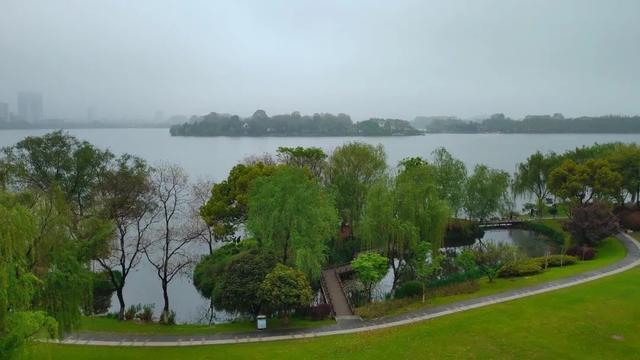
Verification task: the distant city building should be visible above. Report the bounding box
[0,102,8,122]
[17,92,43,123]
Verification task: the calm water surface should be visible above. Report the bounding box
[1,128,637,322]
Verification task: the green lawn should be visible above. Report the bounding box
[356,235,625,319]
[31,259,640,359]
[77,316,334,336]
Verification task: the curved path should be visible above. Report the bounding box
[60,232,640,347]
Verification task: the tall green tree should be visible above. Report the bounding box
[276,146,327,179]
[1,131,113,217]
[200,162,279,243]
[549,159,623,205]
[513,151,558,216]
[326,142,386,227]
[0,193,57,359]
[431,148,467,216]
[464,165,511,221]
[247,167,338,281]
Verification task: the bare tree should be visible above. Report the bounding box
[95,154,157,320]
[145,164,201,323]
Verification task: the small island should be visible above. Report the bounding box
[169,110,423,137]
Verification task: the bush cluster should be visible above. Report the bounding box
[616,208,640,231]
[394,281,422,299]
[498,260,543,278]
[298,304,332,321]
[531,255,577,268]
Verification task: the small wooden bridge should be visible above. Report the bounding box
[320,264,355,318]
[478,219,525,229]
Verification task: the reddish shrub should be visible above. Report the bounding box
[309,304,332,320]
[618,210,640,231]
[566,246,597,260]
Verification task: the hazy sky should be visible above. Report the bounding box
[1,0,639,121]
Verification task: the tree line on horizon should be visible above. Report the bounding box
[419,113,640,133]
[169,110,422,137]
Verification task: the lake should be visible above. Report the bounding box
[1,128,638,322]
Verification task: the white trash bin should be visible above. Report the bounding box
[256,315,267,330]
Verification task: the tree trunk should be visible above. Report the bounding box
[117,288,126,320]
[161,280,170,323]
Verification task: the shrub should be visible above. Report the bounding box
[125,304,140,321]
[91,271,119,315]
[394,281,423,299]
[498,260,543,278]
[136,304,154,322]
[167,310,176,325]
[566,246,597,260]
[563,202,619,246]
[617,209,640,231]
[532,255,577,268]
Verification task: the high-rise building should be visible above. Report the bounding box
[0,102,8,122]
[17,92,43,123]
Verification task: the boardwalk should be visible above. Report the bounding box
[320,268,353,317]
[59,232,640,347]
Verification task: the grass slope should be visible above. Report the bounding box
[32,263,640,359]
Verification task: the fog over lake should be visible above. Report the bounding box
[1,129,638,322]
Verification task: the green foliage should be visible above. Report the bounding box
[276,146,326,178]
[247,167,338,280]
[352,252,389,301]
[513,151,558,215]
[464,165,511,221]
[531,255,578,268]
[498,260,543,278]
[326,142,387,226]
[394,281,423,299]
[201,162,279,241]
[472,242,520,282]
[136,304,155,323]
[431,147,467,216]
[90,271,119,315]
[259,264,313,322]
[212,250,277,317]
[192,242,254,299]
[0,193,58,358]
[549,158,623,204]
[1,130,113,215]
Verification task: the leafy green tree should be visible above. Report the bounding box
[0,193,58,358]
[1,130,113,217]
[259,264,313,324]
[431,148,467,216]
[276,146,327,178]
[513,151,558,216]
[212,250,277,318]
[351,252,389,302]
[609,144,640,205]
[549,159,623,205]
[358,179,417,289]
[326,142,386,227]
[396,158,450,250]
[200,162,279,243]
[464,165,511,221]
[247,167,338,281]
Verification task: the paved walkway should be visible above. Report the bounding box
[60,232,640,347]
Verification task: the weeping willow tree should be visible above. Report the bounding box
[0,193,57,359]
[358,161,449,291]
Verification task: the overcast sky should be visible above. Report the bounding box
[1,0,639,121]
